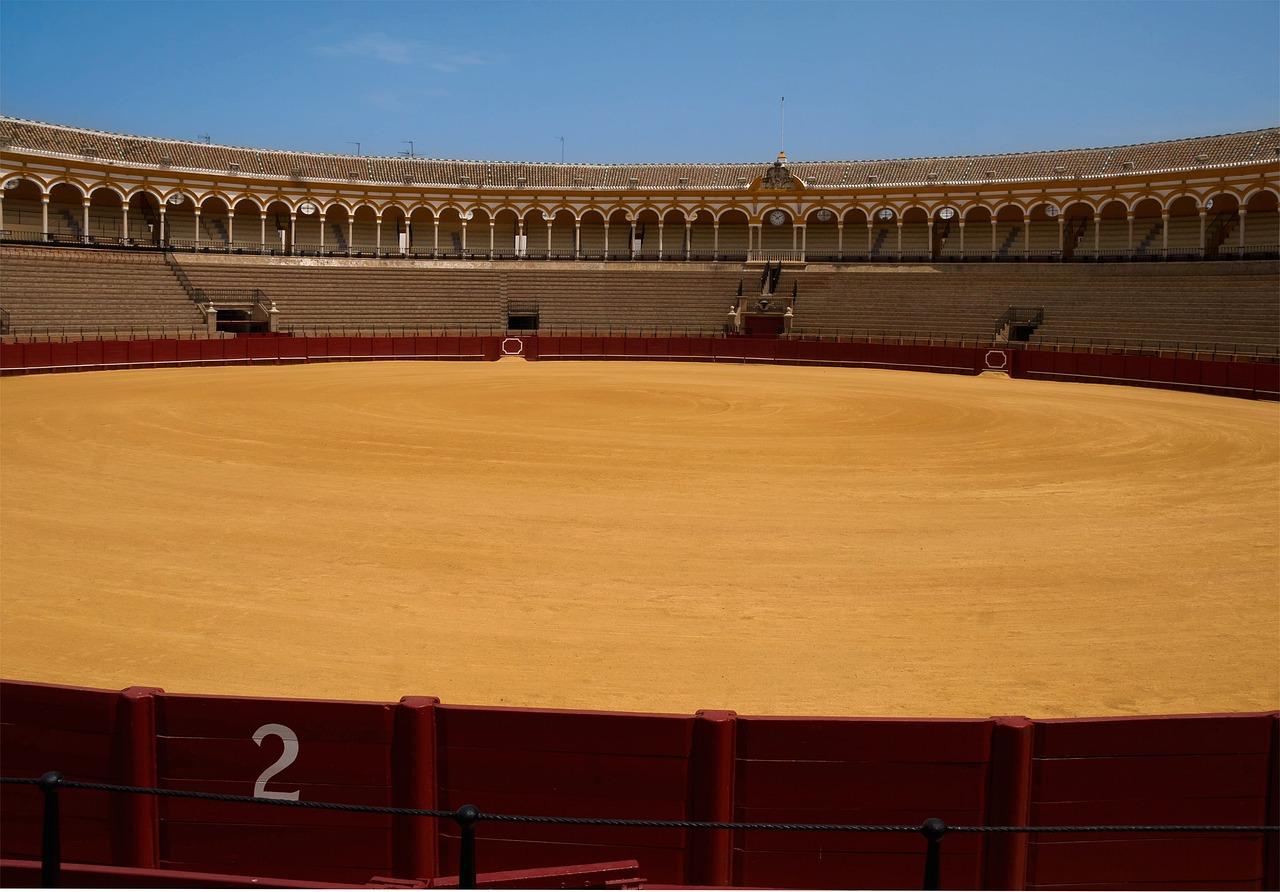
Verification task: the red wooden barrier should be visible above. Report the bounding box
[153,692,399,883]
[1025,712,1276,890]
[434,705,695,885]
[0,681,1275,889]
[0,682,130,866]
[731,717,992,889]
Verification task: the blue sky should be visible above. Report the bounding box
[1,0,1277,163]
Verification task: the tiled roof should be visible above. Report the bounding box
[2,117,1276,190]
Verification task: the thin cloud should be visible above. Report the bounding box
[315,33,495,72]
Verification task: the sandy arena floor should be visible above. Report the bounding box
[1,361,1277,717]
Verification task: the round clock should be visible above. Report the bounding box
[815,209,833,222]
[298,202,318,216]
[768,210,787,226]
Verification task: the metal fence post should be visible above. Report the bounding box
[920,818,946,890]
[37,771,62,888]
[454,804,479,889]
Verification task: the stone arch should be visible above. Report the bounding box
[1239,188,1278,255]
[263,199,293,253]
[84,185,125,242]
[230,197,263,251]
[197,194,232,247]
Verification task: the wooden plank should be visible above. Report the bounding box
[737,716,992,762]
[1027,835,1264,885]
[735,758,990,810]
[1034,714,1275,757]
[158,736,392,787]
[733,848,981,890]
[439,747,688,801]
[156,694,395,743]
[1031,753,1269,802]
[437,706,692,756]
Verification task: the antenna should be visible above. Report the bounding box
[198,132,211,144]
[402,140,415,158]
[558,136,565,163]
[780,97,785,155]
[348,141,361,156]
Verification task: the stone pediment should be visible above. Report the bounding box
[756,152,801,191]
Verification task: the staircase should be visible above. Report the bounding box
[1135,221,1162,256]
[997,225,1020,257]
[994,306,1045,343]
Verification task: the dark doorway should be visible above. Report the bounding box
[743,314,785,337]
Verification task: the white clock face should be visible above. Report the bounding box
[768,210,787,226]
[298,202,318,216]
[815,209,833,222]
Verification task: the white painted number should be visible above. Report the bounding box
[252,723,301,801]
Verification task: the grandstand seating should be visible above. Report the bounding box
[0,246,203,333]
[2,245,1276,350]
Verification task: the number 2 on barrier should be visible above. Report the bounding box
[252,723,301,800]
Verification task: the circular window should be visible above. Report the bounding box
[878,208,895,221]
[166,194,186,206]
[1044,205,1059,218]
[768,210,787,226]
[815,209,833,222]
[298,202,318,215]
[938,207,956,220]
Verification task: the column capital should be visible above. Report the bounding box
[82,198,92,206]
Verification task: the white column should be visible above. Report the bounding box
[836,222,843,259]
[461,220,468,254]
[1238,208,1247,250]
[489,221,495,259]
[896,219,903,259]
[1093,214,1100,257]
[289,213,296,254]
[603,220,610,257]
[0,195,4,234]
[713,222,719,260]
[1161,212,1169,255]
[958,221,965,255]
[226,211,233,245]
[657,222,664,260]
[41,195,49,240]
[158,205,166,245]
[630,222,636,258]
[1023,214,1030,257]
[1198,209,1206,255]
[1057,216,1064,258]
[574,220,581,259]
[927,219,934,259]
[82,199,91,243]
[194,208,202,247]
[347,216,354,255]
[545,219,551,257]
[799,224,806,261]
[1127,214,1134,256]
[319,215,325,252]
[791,222,798,251]
[260,212,267,252]
[122,204,129,242]
[991,219,997,256]
[685,222,692,260]
[375,215,382,255]
[433,219,439,256]
[866,222,873,255]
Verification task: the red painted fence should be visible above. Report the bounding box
[2,680,1275,889]
[3,336,1276,400]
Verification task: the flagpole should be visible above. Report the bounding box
[780,96,785,155]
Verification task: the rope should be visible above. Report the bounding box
[3,777,1277,835]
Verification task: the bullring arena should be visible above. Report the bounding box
[1,115,1278,890]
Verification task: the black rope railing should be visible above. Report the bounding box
[3,774,1276,890]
